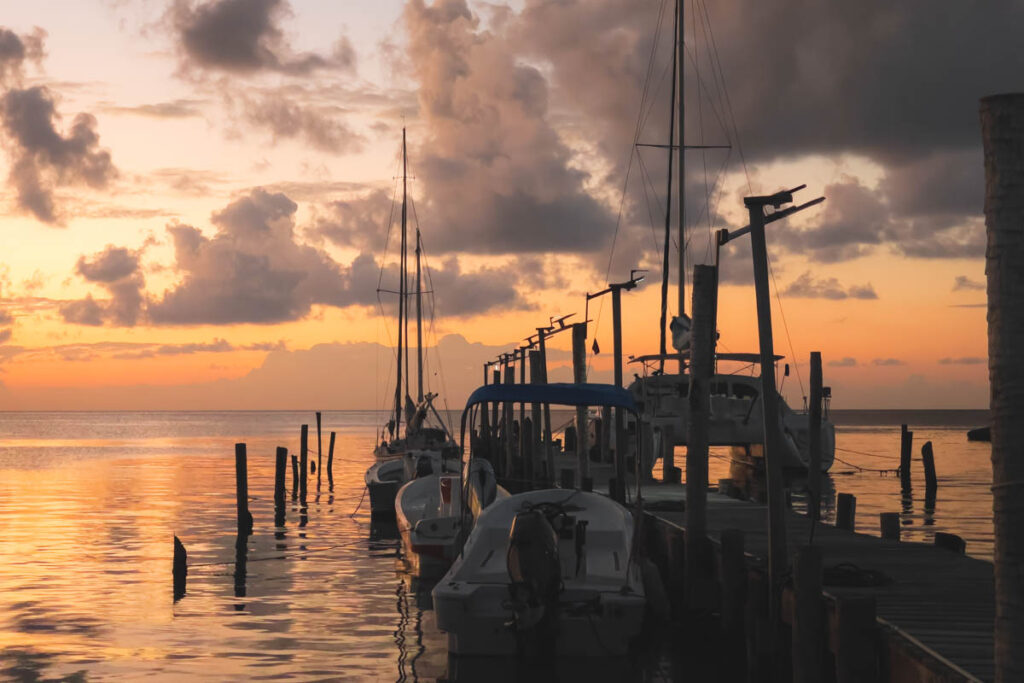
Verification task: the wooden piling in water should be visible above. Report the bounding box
[235,443,253,535]
[316,411,323,487]
[327,431,336,484]
[880,512,901,541]
[173,535,187,601]
[808,352,823,520]
[299,424,308,502]
[572,322,588,489]
[792,546,823,683]
[290,454,298,499]
[836,493,856,531]
[529,349,543,487]
[686,264,715,607]
[899,424,913,494]
[921,440,937,495]
[835,595,878,682]
[274,446,287,524]
[503,362,515,479]
[720,528,746,636]
[935,532,966,555]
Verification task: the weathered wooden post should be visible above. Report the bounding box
[327,431,336,484]
[572,322,589,490]
[235,443,253,535]
[921,440,938,495]
[835,595,878,682]
[274,446,287,525]
[503,358,516,480]
[982,92,1024,681]
[491,368,501,443]
[529,349,543,487]
[686,264,715,606]
[792,546,823,683]
[808,352,823,520]
[536,327,554,486]
[299,425,309,502]
[316,411,323,487]
[935,532,967,555]
[290,454,298,499]
[173,535,187,602]
[720,528,747,680]
[836,493,856,531]
[879,512,900,541]
[518,347,528,476]
[899,424,913,494]
[611,285,626,503]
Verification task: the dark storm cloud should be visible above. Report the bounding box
[0,86,116,224]
[172,0,355,75]
[311,188,392,252]
[60,246,144,326]
[402,0,616,255]
[424,257,533,316]
[781,271,877,300]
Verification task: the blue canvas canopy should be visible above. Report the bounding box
[464,382,638,413]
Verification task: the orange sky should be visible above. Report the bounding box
[0,0,1000,409]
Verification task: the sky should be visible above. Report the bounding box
[0,0,1014,411]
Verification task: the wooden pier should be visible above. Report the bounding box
[639,482,994,682]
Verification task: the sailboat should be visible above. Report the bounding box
[365,129,458,517]
[623,0,835,476]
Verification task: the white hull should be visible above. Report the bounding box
[433,489,645,657]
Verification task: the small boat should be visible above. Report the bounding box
[433,383,646,657]
[967,426,991,442]
[395,458,506,579]
[365,129,457,515]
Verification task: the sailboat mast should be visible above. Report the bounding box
[677,0,686,321]
[402,129,410,411]
[658,0,680,373]
[416,229,424,403]
[394,129,408,432]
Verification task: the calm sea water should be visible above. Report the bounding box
[0,409,992,681]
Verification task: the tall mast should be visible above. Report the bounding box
[416,228,424,402]
[658,0,680,373]
[394,128,408,432]
[676,0,686,321]
[402,129,410,410]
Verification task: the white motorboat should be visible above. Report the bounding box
[433,382,646,657]
[395,458,507,579]
[433,488,645,657]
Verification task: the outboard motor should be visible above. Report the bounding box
[506,509,561,632]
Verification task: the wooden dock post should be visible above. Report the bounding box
[921,440,938,495]
[173,535,187,602]
[880,512,901,541]
[836,493,856,531]
[686,264,715,607]
[316,411,323,487]
[290,454,298,499]
[835,595,878,682]
[503,360,515,479]
[611,284,626,503]
[720,529,747,636]
[935,532,967,555]
[529,349,543,487]
[808,352,823,520]
[981,92,1024,681]
[235,443,253,535]
[572,322,589,490]
[327,431,336,484]
[536,327,554,486]
[792,546,823,683]
[274,446,287,524]
[899,424,913,494]
[299,424,308,502]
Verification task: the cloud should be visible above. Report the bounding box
[60,246,144,326]
[310,188,395,251]
[782,271,877,300]
[102,98,205,118]
[939,357,986,365]
[238,92,363,153]
[172,0,355,76]
[110,338,283,359]
[953,275,985,292]
[0,86,116,224]
[872,358,904,366]
[401,0,616,255]
[828,357,857,368]
[0,27,45,86]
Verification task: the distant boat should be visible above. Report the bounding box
[365,129,457,516]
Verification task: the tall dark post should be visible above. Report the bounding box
[290,454,298,499]
[529,349,543,487]
[299,424,308,502]
[900,424,913,494]
[572,323,589,488]
[235,443,253,535]
[274,446,287,525]
[537,328,554,485]
[503,360,515,479]
[518,348,527,474]
[491,368,500,439]
[415,230,424,403]
[745,193,788,634]
[394,129,408,437]
[326,431,336,485]
[612,286,626,502]
[316,411,323,487]
[685,264,715,605]
[808,352,823,520]
[658,0,680,375]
